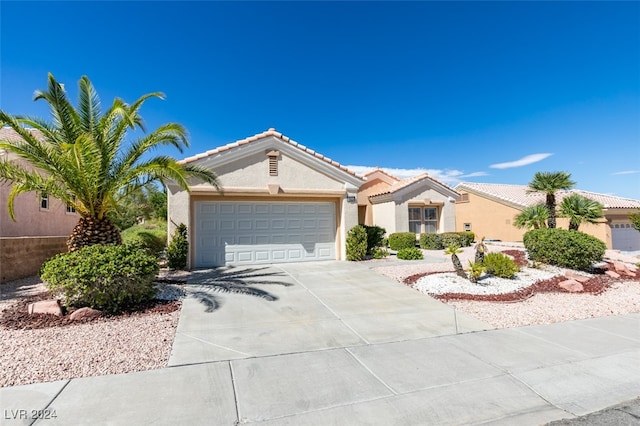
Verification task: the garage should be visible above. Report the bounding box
[194,201,337,267]
[611,223,640,251]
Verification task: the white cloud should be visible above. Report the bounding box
[612,170,640,175]
[490,153,552,169]
[345,166,487,186]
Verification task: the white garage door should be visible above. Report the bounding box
[194,201,336,267]
[611,223,640,251]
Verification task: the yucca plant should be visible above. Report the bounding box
[0,74,220,251]
[473,236,488,264]
[444,245,467,279]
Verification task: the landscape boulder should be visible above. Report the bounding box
[69,307,102,321]
[28,300,62,317]
[558,279,584,293]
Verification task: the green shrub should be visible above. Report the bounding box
[482,252,520,279]
[388,232,417,250]
[41,244,159,313]
[121,219,167,256]
[523,228,606,270]
[167,224,189,269]
[396,247,423,260]
[440,232,474,248]
[363,225,386,254]
[371,247,390,259]
[346,225,368,261]
[419,233,443,250]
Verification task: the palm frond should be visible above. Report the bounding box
[78,75,102,132]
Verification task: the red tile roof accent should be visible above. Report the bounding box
[457,182,640,209]
[370,173,458,198]
[178,128,360,177]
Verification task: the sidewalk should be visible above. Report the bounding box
[1,261,638,425]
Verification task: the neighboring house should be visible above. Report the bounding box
[455,182,640,251]
[168,128,459,268]
[0,127,78,237]
[357,168,459,235]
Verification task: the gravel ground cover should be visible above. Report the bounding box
[0,274,184,388]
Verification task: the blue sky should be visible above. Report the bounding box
[2,1,639,199]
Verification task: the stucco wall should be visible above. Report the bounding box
[403,187,457,233]
[0,186,78,237]
[357,179,392,225]
[192,153,344,192]
[455,192,614,247]
[0,236,67,283]
[371,202,398,235]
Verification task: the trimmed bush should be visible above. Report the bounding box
[396,247,424,260]
[482,252,519,279]
[388,232,417,250]
[346,225,368,261]
[523,228,606,270]
[41,244,159,313]
[419,233,443,250]
[371,247,389,259]
[440,232,473,248]
[121,219,167,256]
[167,224,189,269]
[363,225,386,254]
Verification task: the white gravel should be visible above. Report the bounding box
[414,265,579,296]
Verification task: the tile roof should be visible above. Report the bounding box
[178,128,360,177]
[361,167,401,182]
[0,126,44,143]
[456,182,640,209]
[370,173,458,198]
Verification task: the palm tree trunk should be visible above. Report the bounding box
[452,254,468,279]
[547,194,556,228]
[67,217,122,252]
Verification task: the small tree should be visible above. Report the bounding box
[514,204,549,230]
[527,171,575,229]
[559,194,604,231]
[167,224,188,269]
[629,210,640,232]
[445,245,467,279]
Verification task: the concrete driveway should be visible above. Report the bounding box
[2,261,639,425]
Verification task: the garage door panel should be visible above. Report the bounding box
[612,223,640,251]
[195,201,336,267]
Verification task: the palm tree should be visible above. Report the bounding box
[0,74,220,251]
[527,171,576,228]
[444,245,467,279]
[514,204,549,230]
[559,194,604,231]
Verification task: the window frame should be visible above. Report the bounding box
[408,206,439,234]
[40,193,49,211]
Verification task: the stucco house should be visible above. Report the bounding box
[454,182,640,251]
[0,127,78,282]
[357,168,458,235]
[0,127,78,238]
[168,128,459,268]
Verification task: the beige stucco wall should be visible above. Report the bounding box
[371,202,398,234]
[0,186,78,237]
[0,236,67,282]
[191,153,344,192]
[357,179,392,225]
[455,191,615,247]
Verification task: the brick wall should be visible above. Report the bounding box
[0,237,68,283]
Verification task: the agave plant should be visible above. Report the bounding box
[0,73,220,251]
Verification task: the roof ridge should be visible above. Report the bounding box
[178,128,360,178]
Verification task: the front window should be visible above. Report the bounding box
[408,207,422,233]
[408,206,439,234]
[40,194,49,210]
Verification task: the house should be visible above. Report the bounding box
[0,127,78,282]
[454,182,640,251]
[357,168,458,235]
[168,128,459,268]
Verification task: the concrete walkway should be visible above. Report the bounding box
[1,261,639,425]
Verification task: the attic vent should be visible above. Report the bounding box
[267,150,279,176]
[456,193,469,203]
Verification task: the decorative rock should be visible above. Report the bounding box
[28,300,62,316]
[69,307,102,321]
[613,261,630,274]
[605,270,621,279]
[558,279,584,293]
[564,272,590,283]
